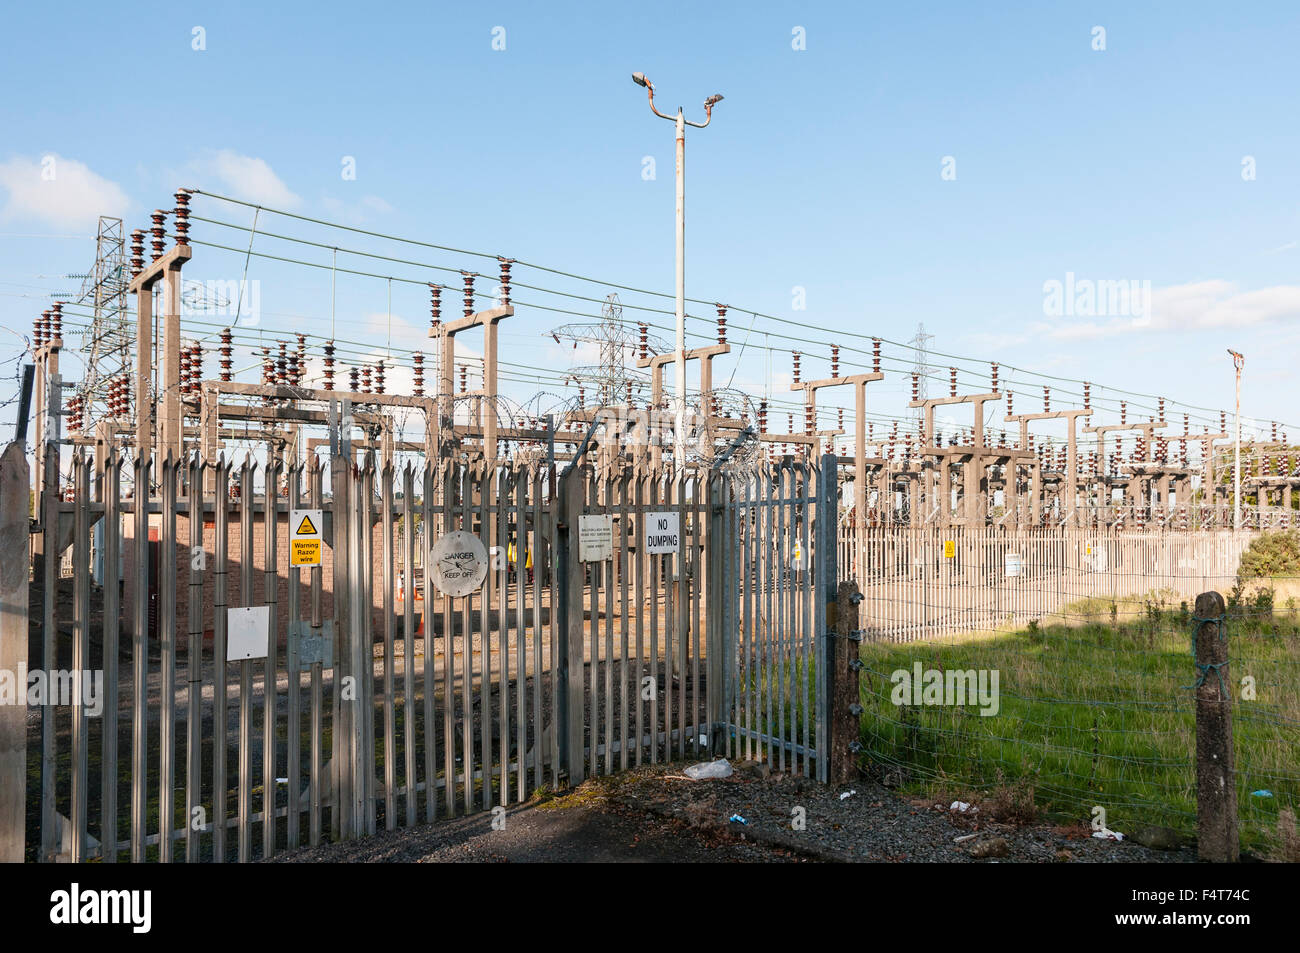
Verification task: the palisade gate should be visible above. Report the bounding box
[12,442,834,862]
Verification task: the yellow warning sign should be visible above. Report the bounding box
[290,508,323,567]
[292,539,321,566]
[943,540,956,559]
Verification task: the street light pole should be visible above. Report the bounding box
[632,72,723,468]
[674,107,686,469]
[1229,349,1244,531]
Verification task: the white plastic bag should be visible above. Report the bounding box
[683,758,733,780]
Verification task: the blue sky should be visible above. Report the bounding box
[2,0,1298,450]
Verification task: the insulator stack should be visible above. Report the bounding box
[1220,411,1226,431]
[831,344,840,378]
[1043,386,1050,413]
[294,333,306,386]
[990,362,998,392]
[911,373,919,403]
[837,408,844,430]
[320,341,335,389]
[276,342,288,385]
[577,385,585,408]
[349,367,360,392]
[872,338,881,373]
[1180,441,1188,466]
[497,257,513,306]
[429,284,442,334]
[792,351,801,384]
[638,322,648,360]
[412,352,424,397]
[130,229,145,278]
[949,367,957,397]
[461,272,475,318]
[804,404,815,434]
[1083,382,1091,410]
[459,364,467,393]
[50,303,62,343]
[626,381,634,407]
[67,396,82,433]
[190,342,203,392]
[261,348,273,386]
[35,311,47,348]
[375,360,385,395]
[1006,390,1014,415]
[173,190,191,246]
[180,346,191,394]
[361,366,372,394]
[716,304,727,344]
[1121,401,1128,425]
[758,400,768,433]
[788,414,795,436]
[998,430,1006,448]
[710,393,719,417]
[150,209,166,262]
[1272,421,1278,443]
[219,328,233,381]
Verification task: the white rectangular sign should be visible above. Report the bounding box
[643,512,680,555]
[227,605,270,661]
[1004,551,1022,577]
[579,514,613,562]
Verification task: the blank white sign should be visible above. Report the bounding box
[227,606,270,661]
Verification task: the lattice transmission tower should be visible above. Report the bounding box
[550,293,667,406]
[75,216,130,430]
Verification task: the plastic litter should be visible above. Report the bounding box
[682,758,733,780]
[839,789,856,801]
[950,800,977,814]
[1092,828,1124,841]
[1252,790,1274,798]
[729,814,747,825]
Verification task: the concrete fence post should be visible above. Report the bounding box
[0,443,29,862]
[829,580,863,786]
[1193,590,1238,862]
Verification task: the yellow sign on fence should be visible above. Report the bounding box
[943,540,955,559]
[291,509,323,567]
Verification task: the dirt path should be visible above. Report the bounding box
[271,761,1195,863]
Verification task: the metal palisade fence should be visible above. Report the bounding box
[13,446,835,862]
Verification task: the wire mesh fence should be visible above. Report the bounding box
[847,526,1300,851]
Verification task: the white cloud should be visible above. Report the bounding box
[0,154,130,228]
[1039,279,1300,340]
[189,150,300,208]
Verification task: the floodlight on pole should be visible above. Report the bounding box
[1228,349,1244,531]
[630,70,724,467]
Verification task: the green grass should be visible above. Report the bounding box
[858,593,1300,851]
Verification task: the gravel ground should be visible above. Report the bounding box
[270,759,1197,863]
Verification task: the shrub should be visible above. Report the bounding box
[1237,531,1300,583]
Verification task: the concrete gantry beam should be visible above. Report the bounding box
[909,390,1001,526]
[792,370,885,564]
[1085,417,1169,514]
[129,242,193,465]
[1005,406,1093,525]
[635,342,730,469]
[429,304,514,463]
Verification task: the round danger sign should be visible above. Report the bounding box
[429,530,489,597]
